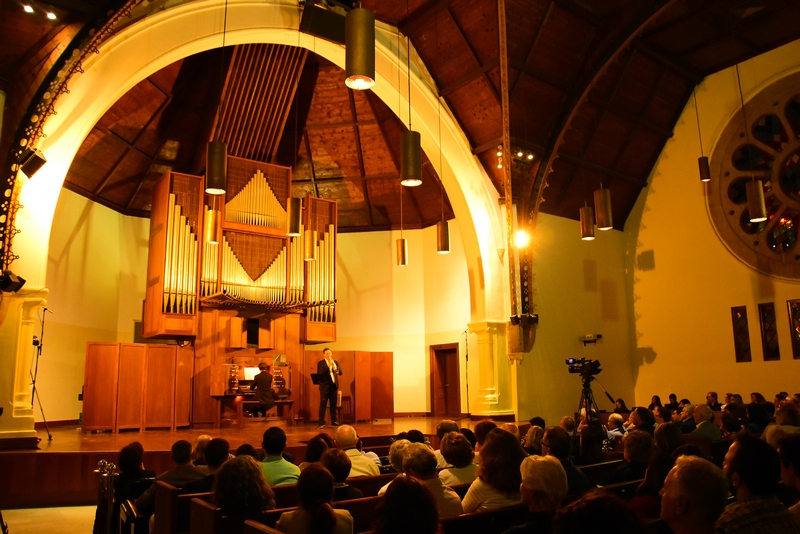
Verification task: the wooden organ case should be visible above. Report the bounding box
[140,155,338,426]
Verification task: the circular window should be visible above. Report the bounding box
[707,71,800,279]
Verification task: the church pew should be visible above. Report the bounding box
[449,483,471,500]
[154,481,212,534]
[242,522,282,534]
[597,478,644,501]
[578,459,623,486]
[346,472,397,496]
[271,484,299,509]
[439,503,529,534]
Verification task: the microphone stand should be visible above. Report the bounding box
[31,308,52,442]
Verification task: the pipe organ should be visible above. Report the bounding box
[143,155,337,343]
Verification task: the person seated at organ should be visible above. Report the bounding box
[335,425,379,477]
[181,438,229,494]
[320,448,362,502]
[214,455,276,524]
[690,405,722,441]
[717,434,800,533]
[251,362,276,418]
[260,427,301,486]
[611,430,654,484]
[462,427,526,513]
[433,419,459,468]
[135,440,205,517]
[378,439,410,495]
[438,431,478,486]
[402,442,463,518]
[276,464,353,534]
[502,455,568,534]
[659,455,730,534]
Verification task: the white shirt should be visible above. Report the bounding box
[461,477,521,513]
[344,448,380,477]
[423,477,463,518]
[438,463,478,486]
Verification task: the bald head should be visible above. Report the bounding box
[336,425,358,449]
[501,423,520,440]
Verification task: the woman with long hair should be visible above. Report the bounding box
[299,434,332,470]
[275,464,353,534]
[213,456,275,522]
[615,398,629,413]
[462,427,527,512]
[372,476,439,534]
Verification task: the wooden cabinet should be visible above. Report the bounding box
[82,342,193,432]
[354,352,394,421]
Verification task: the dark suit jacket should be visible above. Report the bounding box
[317,359,342,394]
[253,370,275,408]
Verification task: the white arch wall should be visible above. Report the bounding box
[13,0,508,324]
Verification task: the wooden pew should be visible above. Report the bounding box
[242,522,281,534]
[439,503,528,534]
[578,459,623,487]
[346,473,396,496]
[449,483,471,500]
[334,495,381,533]
[271,484,299,509]
[154,481,212,534]
[597,478,644,501]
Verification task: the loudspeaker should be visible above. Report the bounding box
[19,148,46,178]
[0,270,26,293]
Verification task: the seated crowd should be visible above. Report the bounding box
[109,389,800,534]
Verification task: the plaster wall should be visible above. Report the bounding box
[624,39,800,407]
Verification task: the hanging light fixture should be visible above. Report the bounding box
[397,186,408,266]
[206,0,229,195]
[693,89,711,182]
[580,205,595,241]
[287,197,302,236]
[400,0,422,187]
[434,3,449,255]
[345,4,375,90]
[735,63,767,223]
[594,184,613,231]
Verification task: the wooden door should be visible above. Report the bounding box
[116,343,146,431]
[430,344,461,418]
[370,352,394,419]
[82,343,119,432]
[143,345,176,429]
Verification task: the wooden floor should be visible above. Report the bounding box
[0,417,482,510]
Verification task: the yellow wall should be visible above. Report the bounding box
[516,213,636,425]
[625,39,800,408]
[39,189,149,421]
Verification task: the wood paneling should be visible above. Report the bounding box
[174,345,194,427]
[354,352,394,422]
[82,343,120,432]
[144,345,177,430]
[116,343,146,431]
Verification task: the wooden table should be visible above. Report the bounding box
[212,394,295,428]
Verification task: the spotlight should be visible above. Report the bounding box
[516,150,523,158]
[23,4,33,12]
[496,145,503,157]
[46,11,55,19]
[515,230,529,248]
[0,271,26,293]
[19,148,46,178]
[526,153,534,160]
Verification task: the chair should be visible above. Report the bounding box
[439,504,529,534]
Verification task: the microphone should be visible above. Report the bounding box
[43,307,54,314]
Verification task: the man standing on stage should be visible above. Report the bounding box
[318,347,342,428]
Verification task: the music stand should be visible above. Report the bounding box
[311,373,328,385]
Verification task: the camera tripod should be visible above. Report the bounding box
[572,374,616,454]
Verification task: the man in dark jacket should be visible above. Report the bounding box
[252,362,275,417]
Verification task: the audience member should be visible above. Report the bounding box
[299,435,330,470]
[678,398,691,409]
[665,393,680,412]
[235,443,260,459]
[677,404,697,434]
[134,439,205,516]
[355,437,382,466]
[648,395,663,410]
[654,422,685,456]
[559,416,576,437]
[214,455,275,523]
[502,456,567,534]
[372,476,439,534]
[659,455,729,534]
[717,434,800,533]
[261,427,301,486]
[501,422,521,442]
[606,413,626,440]
[319,448,362,502]
[614,398,629,413]
[379,439,410,494]
[707,391,723,411]
[460,427,477,449]
[438,432,478,486]
[552,490,645,534]
[473,420,498,464]
[335,425,379,477]
[751,392,767,405]
[403,442,463,518]
[732,393,744,406]
[462,427,525,512]
[611,430,653,484]
[690,405,722,440]
[671,443,710,461]
[721,412,744,437]
[627,407,655,437]
[542,426,592,497]
[573,421,604,466]
[434,420,459,467]
[275,463,352,534]
[778,434,800,522]
[628,452,674,519]
[523,425,545,455]
[193,434,212,467]
[405,429,428,445]
[529,416,546,428]
[654,406,671,427]
[745,402,770,434]
[115,442,155,504]
[182,438,229,494]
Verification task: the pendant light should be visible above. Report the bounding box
[400,0,422,187]
[694,89,711,182]
[736,63,767,223]
[580,205,595,241]
[397,186,408,266]
[434,3,449,254]
[594,184,613,231]
[287,197,302,236]
[206,0,229,195]
[345,4,375,90]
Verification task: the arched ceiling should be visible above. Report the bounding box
[3,0,800,232]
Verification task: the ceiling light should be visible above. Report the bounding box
[345,6,375,90]
[746,180,767,223]
[516,150,523,158]
[23,4,33,12]
[496,145,502,157]
[526,153,534,160]
[594,186,613,231]
[400,131,422,186]
[580,206,595,241]
[437,220,450,254]
[46,11,56,19]
[205,140,227,195]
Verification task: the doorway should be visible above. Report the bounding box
[430,343,463,418]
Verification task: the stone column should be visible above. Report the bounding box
[0,287,47,448]
[467,321,514,418]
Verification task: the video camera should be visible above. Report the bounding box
[566,357,602,378]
